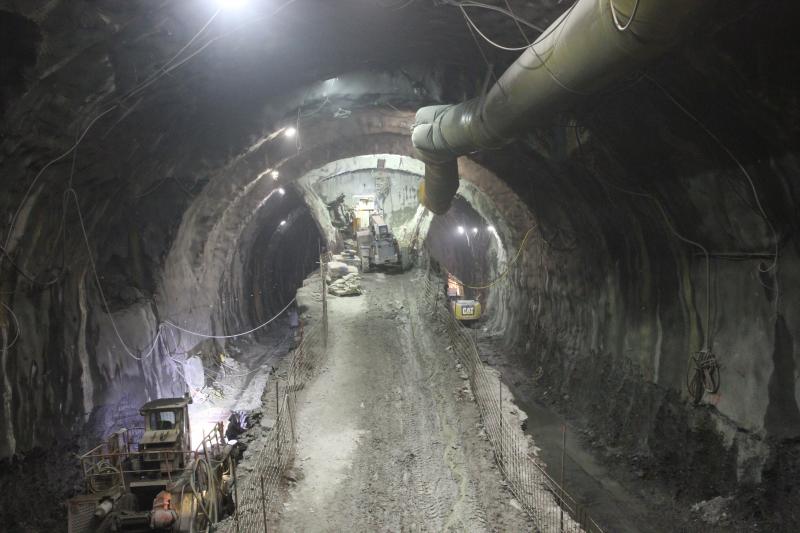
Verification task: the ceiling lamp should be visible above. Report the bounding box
[216,0,247,9]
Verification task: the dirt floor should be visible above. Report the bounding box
[277,270,532,532]
[477,333,746,533]
[0,323,291,533]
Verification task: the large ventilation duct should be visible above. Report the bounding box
[412,0,709,214]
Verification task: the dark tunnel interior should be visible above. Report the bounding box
[1,0,800,531]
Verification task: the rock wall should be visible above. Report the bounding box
[432,9,800,520]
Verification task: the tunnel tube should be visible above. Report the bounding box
[412,0,710,214]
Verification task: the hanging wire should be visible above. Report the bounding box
[609,0,640,32]
[457,225,537,290]
[573,126,713,351]
[454,0,590,96]
[3,0,300,267]
[0,0,301,355]
[67,187,163,361]
[2,106,117,257]
[0,301,21,352]
[163,297,296,340]
[646,75,780,276]
[448,0,544,32]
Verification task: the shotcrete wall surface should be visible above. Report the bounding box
[295,154,429,248]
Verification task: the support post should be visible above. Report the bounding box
[233,459,240,533]
[561,423,566,532]
[260,474,268,533]
[499,378,503,464]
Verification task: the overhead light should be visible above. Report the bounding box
[284,126,297,138]
[279,220,287,226]
[216,0,247,9]
[271,170,280,180]
[487,225,495,232]
[471,227,478,234]
[277,187,286,195]
[457,226,465,235]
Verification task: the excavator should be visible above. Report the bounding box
[326,193,356,240]
[446,272,482,324]
[67,394,237,532]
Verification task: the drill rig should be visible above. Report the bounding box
[67,395,237,532]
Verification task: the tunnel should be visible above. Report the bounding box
[1,0,799,531]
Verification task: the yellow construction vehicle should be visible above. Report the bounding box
[67,394,237,532]
[446,273,482,323]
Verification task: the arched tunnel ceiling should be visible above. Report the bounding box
[2,0,800,530]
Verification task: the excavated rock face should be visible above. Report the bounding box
[0,0,799,529]
[423,3,800,525]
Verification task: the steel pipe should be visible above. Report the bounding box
[412,0,709,213]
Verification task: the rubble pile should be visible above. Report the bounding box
[328,272,362,296]
[326,255,362,297]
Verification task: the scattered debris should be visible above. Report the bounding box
[691,495,734,525]
[328,272,362,296]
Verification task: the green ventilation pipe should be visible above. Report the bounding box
[412,0,709,214]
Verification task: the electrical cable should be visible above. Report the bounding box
[456,0,589,96]
[163,297,296,340]
[503,0,531,46]
[1,0,301,356]
[461,8,501,90]
[125,0,299,103]
[573,126,712,352]
[2,106,117,256]
[450,0,544,32]
[0,301,21,352]
[646,75,779,275]
[119,9,222,103]
[609,0,639,32]
[580,146,721,403]
[3,0,300,267]
[457,225,537,290]
[457,5,532,52]
[67,187,163,361]
[0,243,62,287]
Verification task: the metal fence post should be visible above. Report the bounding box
[499,378,503,465]
[233,459,240,533]
[259,474,268,533]
[276,382,281,460]
[561,423,566,533]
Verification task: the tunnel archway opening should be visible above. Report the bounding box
[426,197,495,294]
[248,204,322,329]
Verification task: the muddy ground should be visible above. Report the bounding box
[275,270,532,532]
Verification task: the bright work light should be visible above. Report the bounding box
[216,0,247,9]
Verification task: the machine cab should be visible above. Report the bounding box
[139,396,192,471]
